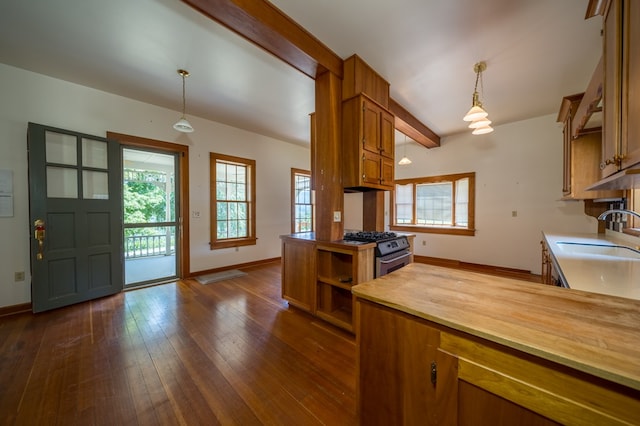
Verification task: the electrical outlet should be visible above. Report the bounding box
[422,240,426,246]
[15,271,25,282]
[512,210,518,217]
[192,210,201,218]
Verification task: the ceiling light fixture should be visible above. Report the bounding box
[398,135,412,165]
[463,61,493,135]
[173,69,194,133]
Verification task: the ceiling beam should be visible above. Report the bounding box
[389,98,440,148]
[183,0,440,146]
[182,0,342,79]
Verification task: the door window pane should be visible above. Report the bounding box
[47,166,78,198]
[45,131,77,165]
[83,170,109,199]
[82,138,108,169]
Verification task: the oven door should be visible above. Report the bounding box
[376,249,411,277]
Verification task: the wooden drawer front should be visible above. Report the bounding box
[440,332,640,425]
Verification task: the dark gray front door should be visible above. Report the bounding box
[28,123,123,313]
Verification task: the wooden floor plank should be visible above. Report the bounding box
[0,261,357,425]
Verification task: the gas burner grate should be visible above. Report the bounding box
[343,231,398,242]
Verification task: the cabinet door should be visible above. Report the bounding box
[562,119,572,195]
[357,300,441,425]
[621,0,640,169]
[380,156,394,188]
[602,0,623,177]
[362,149,382,185]
[281,239,315,312]
[441,332,640,425]
[379,108,395,159]
[362,100,381,154]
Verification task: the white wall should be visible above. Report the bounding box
[394,114,598,274]
[0,63,309,308]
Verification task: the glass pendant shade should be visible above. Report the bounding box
[173,69,194,133]
[472,125,494,135]
[173,117,194,133]
[463,62,494,135]
[463,104,488,122]
[468,117,492,129]
[398,156,412,165]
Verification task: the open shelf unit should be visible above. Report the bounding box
[316,244,374,332]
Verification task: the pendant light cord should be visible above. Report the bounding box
[181,73,186,117]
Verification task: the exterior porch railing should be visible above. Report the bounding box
[125,234,175,259]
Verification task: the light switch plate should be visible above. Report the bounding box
[333,211,341,222]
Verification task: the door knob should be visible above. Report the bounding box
[34,219,45,260]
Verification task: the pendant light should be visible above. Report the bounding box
[398,135,412,165]
[173,69,194,133]
[463,61,493,135]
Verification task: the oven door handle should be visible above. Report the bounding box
[378,252,411,264]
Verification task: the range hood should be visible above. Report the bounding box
[586,167,640,191]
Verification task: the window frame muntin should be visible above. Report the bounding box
[209,152,257,249]
[391,172,476,236]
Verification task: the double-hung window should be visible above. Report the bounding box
[391,172,475,236]
[209,153,256,249]
[291,168,314,233]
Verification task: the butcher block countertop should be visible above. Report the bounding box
[351,262,640,391]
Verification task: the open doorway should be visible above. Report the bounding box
[122,147,179,287]
[108,132,190,288]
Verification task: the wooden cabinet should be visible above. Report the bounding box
[316,243,374,331]
[540,239,553,285]
[342,94,395,190]
[601,0,640,177]
[558,94,622,199]
[280,234,375,332]
[281,236,316,312]
[342,54,390,108]
[356,298,640,425]
[621,0,640,170]
[358,299,443,425]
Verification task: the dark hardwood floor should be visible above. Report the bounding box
[0,261,357,425]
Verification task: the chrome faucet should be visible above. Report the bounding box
[597,209,640,220]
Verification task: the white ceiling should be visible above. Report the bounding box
[0,0,602,146]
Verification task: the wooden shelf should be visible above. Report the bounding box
[315,308,353,332]
[317,276,353,291]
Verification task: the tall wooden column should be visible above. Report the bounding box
[314,70,343,241]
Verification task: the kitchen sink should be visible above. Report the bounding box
[555,242,640,260]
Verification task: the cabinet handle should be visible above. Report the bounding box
[602,154,627,169]
[430,361,437,386]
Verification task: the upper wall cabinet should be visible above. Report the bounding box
[601,0,640,177]
[558,93,621,200]
[342,94,395,191]
[621,0,640,170]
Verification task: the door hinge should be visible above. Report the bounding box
[430,361,437,386]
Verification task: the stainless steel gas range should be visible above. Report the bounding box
[343,231,412,277]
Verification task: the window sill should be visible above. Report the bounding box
[391,225,475,236]
[210,237,257,250]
